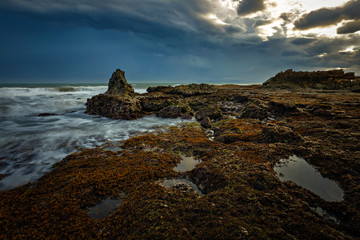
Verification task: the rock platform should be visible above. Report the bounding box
[1,70,360,239]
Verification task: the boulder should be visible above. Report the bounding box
[156,106,182,118]
[195,105,223,121]
[105,69,135,96]
[240,101,268,120]
[141,97,176,112]
[200,117,212,128]
[268,101,298,116]
[86,94,142,120]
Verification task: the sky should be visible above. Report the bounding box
[0,0,359,84]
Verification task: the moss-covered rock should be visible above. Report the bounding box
[241,101,268,120]
[86,94,142,120]
[195,104,223,121]
[156,105,182,118]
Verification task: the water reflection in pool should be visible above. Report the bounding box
[88,197,124,220]
[274,155,344,202]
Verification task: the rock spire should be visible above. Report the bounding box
[105,69,135,96]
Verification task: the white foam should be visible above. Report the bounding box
[0,86,191,191]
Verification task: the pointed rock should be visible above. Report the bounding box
[105,69,135,96]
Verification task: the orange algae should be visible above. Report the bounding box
[0,122,358,239]
[1,85,360,239]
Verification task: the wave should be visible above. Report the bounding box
[0,85,192,191]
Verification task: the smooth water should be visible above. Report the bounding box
[0,85,190,191]
[88,197,124,220]
[274,155,344,202]
[173,155,201,172]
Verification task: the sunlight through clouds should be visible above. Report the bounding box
[0,0,359,82]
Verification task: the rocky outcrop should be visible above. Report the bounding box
[4,76,360,239]
[86,94,142,120]
[147,83,215,96]
[156,106,182,119]
[105,69,135,96]
[87,70,218,121]
[86,69,140,120]
[195,104,223,121]
[264,69,360,90]
[261,124,303,143]
[240,100,268,120]
[87,68,359,123]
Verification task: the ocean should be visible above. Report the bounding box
[0,83,190,191]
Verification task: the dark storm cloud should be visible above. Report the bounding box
[0,0,359,83]
[294,0,360,30]
[291,38,316,45]
[302,35,360,57]
[317,49,360,73]
[286,35,360,73]
[0,0,215,39]
[281,50,302,56]
[337,20,360,34]
[252,34,360,74]
[237,0,266,16]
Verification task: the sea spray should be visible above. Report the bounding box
[0,85,191,191]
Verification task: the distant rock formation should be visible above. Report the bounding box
[264,69,360,90]
[105,69,135,96]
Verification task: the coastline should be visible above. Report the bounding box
[1,80,359,239]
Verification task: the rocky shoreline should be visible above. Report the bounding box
[1,70,360,239]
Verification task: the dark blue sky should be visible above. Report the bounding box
[0,0,359,84]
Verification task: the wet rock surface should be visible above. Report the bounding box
[156,105,182,119]
[86,94,142,120]
[2,80,360,239]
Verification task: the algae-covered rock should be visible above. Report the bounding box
[215,133,245,144]
[86,94,142,120]
[147,84,215,96]
[170,83,215,96]
[268,101,299,116]
[264,69,360,90]
[261,124,303,143]
[146,86,173,93]
[241,101,268,120]
[86,69,140,119]
[189,166,227,194]
[105,69,135,96]
[200,117,212,128]
[195,104,223,121]
[156,106,182,118]
[2,84,360,239]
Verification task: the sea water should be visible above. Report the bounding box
[0,84,189,191]
[274,155,344,202]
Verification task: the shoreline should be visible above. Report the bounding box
[1,81,359,239]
